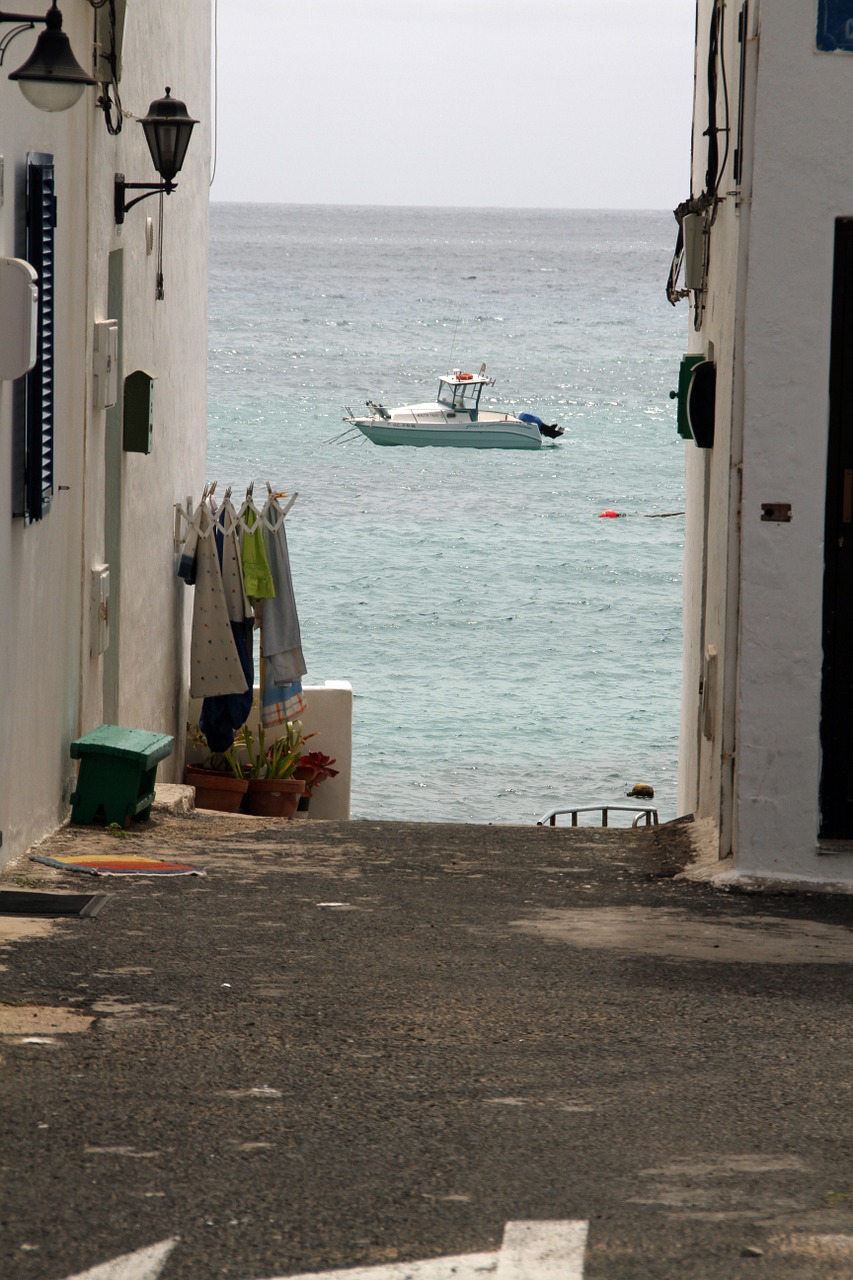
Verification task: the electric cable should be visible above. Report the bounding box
[97,0,123,134]
[705,0,719,193]
[715,0,731,199]
[210,0,218,187]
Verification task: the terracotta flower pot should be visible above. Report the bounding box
[242,777,306,819]
[185,766,249,813]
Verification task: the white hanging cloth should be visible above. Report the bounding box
[183,500,248,698]
[217,497,253,625]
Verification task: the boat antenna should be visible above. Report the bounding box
[447,303,463,369]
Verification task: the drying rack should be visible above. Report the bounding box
[173,480,298,551]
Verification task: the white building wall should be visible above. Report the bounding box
[0,0,210,867]
[678,0,748,841]
[681,0,853,884]
[92,0,209,742]
[735,2,853,878]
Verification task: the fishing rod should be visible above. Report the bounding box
[324,424,362,445]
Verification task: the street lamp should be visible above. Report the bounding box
[2,1,94,111]
[114,87,198,224]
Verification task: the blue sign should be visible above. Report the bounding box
[817,0,853,51]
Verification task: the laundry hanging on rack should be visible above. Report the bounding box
[260,666,305,727]
[197,496,255,751]
[258,491,307,728]
[180,498,248,703]
[177,483,306,741]
[240,492,276,603]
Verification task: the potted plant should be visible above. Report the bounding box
[293,751,339,812]
[184,724,249,812]
[238,720,309,818]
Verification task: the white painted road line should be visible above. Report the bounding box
[496,1221,588,1280]
[63,1238,179,1280]
[254,1250,500,1280]
[56,1221,589,1280]
[53,1225,853,1280]
[254,1221,588,1280]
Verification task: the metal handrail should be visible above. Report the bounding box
[537,804,659,828]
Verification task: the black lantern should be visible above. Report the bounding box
[114,87,198,223]
[140,87,198,185]
[2,1,94,111]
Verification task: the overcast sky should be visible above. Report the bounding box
[210,0,696,208]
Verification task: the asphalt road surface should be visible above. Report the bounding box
[2,811,853,1279]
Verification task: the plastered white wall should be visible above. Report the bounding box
[735,3,853,877]
[298,682,353,820]
[678,0,746,837]
[0,0,210,866]
[681,0,853,883]
[100,0,209,753]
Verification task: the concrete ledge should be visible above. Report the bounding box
[154,783,195,815]
[678,816,853,895]
[186,681,353,820]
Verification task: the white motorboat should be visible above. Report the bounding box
[343,366,564,450]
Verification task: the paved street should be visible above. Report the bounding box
[2,809,853,1279]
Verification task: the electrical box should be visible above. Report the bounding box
[91,564,110,656]
[0,258,38,380]
[123,369,155,454]
[682,212,706,292]
[93,319,118,409]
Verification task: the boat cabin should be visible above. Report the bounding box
[437,369,491,416]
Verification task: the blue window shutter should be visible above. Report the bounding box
[22,152,55,522]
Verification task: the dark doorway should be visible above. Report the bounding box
[103,249,124,725]
[820,218,853,836]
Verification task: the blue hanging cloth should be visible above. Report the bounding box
[199,499,254,752]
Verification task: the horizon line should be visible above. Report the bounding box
[209,200,674,214]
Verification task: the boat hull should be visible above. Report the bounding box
[353,421,543,450]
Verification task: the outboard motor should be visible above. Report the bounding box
[519,412,564,439]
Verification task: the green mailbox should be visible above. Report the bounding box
[670,354,705,440]
[123,369,155,454]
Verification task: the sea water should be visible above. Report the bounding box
[208,205,686,825]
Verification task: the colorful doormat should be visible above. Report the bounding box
[30,853,206,877]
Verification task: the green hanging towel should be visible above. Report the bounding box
[241,505,276,602]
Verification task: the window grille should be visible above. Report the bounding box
[14,152,55,522]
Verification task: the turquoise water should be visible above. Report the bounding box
[208,206,686,824]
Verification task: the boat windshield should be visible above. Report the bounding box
[437,378,482,412]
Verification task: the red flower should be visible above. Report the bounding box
[293,751,339,795]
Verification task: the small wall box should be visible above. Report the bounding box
[93,319,118,409]
[123,369,155,454]
[0,258,38,381]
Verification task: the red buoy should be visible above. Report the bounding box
[599,509,621,518]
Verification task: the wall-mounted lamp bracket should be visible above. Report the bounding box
[114,88,196,225]
[114,88,197,298]
[1,3,95,111]
[0,16,38,65]
[114,173,175,224]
